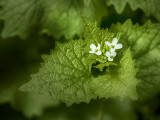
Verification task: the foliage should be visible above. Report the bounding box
[0,0,160,120]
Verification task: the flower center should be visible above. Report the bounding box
[111,45,115,49]
[110,56,114,59]
[95,49,99,52]
[105,45,110,51]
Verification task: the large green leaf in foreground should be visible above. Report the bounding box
[20,19,138,106]
[20,40,95,106]
[106,0,160,21]
[110,20,160,100]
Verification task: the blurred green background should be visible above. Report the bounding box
[0,0,160,120]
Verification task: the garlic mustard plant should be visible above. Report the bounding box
[89,37,122,62]
[105,38,122,52]
[106,51,117,61]
[89,43,102,55]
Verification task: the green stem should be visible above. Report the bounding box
[98,99,105,120]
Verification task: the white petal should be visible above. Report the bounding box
[106,51,111,57]
[96,50,102,55]
[110,48,115,52]
[108,57,113,61]
[112,38,118,45]
[105,41,111,47]
[111,51,117,57]
[115,44,122,49]
[89,50,95,53]
[90,44,96,50]
[97,43,101,49]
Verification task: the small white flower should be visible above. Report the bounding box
[106,51,117,61]
[89,43,102,55]
[105,37,122,52]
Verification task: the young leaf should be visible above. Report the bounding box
[106,0,160,21]
[20,18,138,106]
[110,19,160,100]
[95,62,117,72]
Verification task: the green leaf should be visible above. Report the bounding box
[0,74,59,118]
[92,48,138,100]
[40,0,94,39]
[37,98,137,120]
[0,0,42,39]
[95,62,117,72]
[0,35,59,118]
[20,40,96,106]
[41,0,108,39]
[106,0,160,21]
[20,18,138,105]
[0,0,107,39]
[14,92,59,118]
[110,19,160,100]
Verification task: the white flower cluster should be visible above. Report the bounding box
[89,38,122,61]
